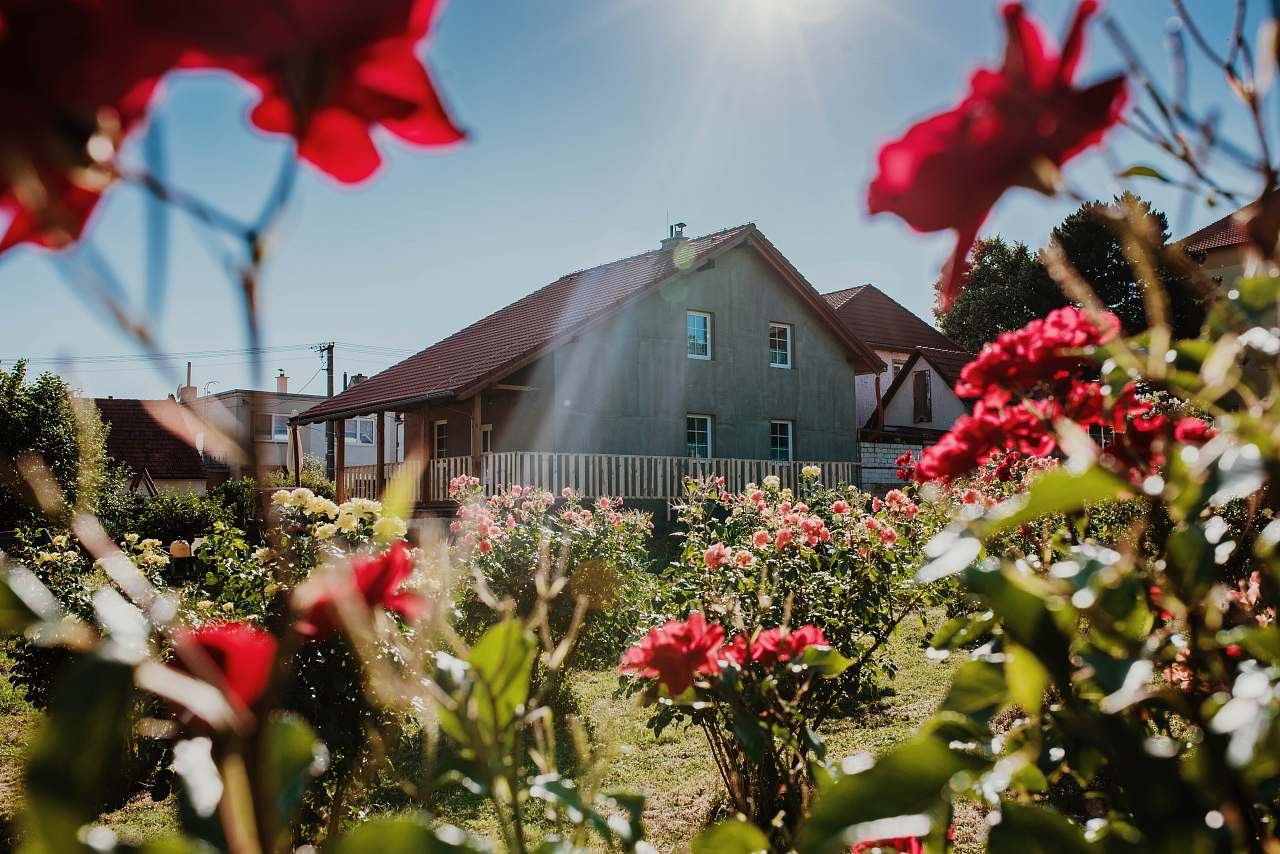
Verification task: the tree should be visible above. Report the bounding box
[0,361,111,532]
[937,193,1211,351]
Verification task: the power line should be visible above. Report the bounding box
[1,341,415,366]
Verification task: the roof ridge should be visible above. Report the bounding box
[551,222,756,281]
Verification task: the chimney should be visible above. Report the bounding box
[349,373,368,387]
[660,221,688,250]
[276,369,289,394]
[177,361,197,404]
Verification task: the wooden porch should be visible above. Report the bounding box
[338,451,860,504]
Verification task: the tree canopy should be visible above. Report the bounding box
[937,193,1210,351]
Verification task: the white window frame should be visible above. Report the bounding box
[254,413,290,443]
[686,414,713,459]
[344,415,376,445]
[433,419,449,458]
[769,419,794,462]
[480,424,493,454]
[891,357,909,377]
[687,310,712,360]
[768,322,793,369]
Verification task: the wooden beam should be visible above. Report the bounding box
[290,424,302,487]
[335,418,346,503]
[375,412,386,497]
[493,383,540,392]
[470,394,482,479]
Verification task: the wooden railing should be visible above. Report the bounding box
[342,461,419,502]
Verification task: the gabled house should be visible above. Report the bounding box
[1180,208,1246,287]
[822,284,965,427]
[863,346,975,442]
[94,397,208,495]
[293,224,885,504]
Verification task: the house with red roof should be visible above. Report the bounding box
[1180,208,1247,287]
[862,346,975,443]
[293,224,885,504]
[94,397,208,495]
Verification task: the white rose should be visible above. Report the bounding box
[373,516,407,541]
[336,511,360,532]
[763,475,781,490]
[270,489,293,507]
[289,488,316,508]
[314,523,338,540]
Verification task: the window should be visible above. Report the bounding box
[481,424,493,453]
[433,420,448,458]
[253,413,289,442]
[912,370,932,423]
[769,420,793,462]
[344,416,375,445]
[686,414,712,459]
[768,323,792,368]
[687,311,712,359]
[891,357,909,377]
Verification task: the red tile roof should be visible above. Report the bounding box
[297,224,883,422]
[822,284,961,354]
[94,398,207,480]
[1180,209,1247,253]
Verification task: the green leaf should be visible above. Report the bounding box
[1004,643,1050,716]
[20,655,135,854]
[796,645,853,678]
[691,818,770,854]
[929,612,995,651]
[261,713,326,839]
[438,619,537,750]
[981,466,1131,537]
[0,565,58,631]
[964,563,1073,686]
[988,802,1089,854]
[795,735,988,853]
[328,815,494,853]
[1117,164,1171,183]
[941,660,1007,723]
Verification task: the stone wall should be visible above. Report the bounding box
[860,440,921,490]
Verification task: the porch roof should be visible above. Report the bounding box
[294,223,884,424]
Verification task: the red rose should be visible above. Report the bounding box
[294,539,425,638]
[748,625,829,668]
[620,612,724,695]
[174,621,278,708]
[1173,417,1215,446]
[867,1,1126,309]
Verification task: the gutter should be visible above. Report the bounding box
[289,389,456,425]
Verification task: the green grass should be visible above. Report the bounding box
[0,616,968,851]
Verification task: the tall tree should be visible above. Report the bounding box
[936,193,1210,351]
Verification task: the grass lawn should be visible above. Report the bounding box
[0,615,974,851]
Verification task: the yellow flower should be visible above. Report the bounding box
[51,534,69,549]
[197,600,215,610]
[221,602,235,613]
[124,533,140,545]
[140,538,162,551]
[264,582,279,598]
[254,547,273,564]
[801,465,821,480]
[373,516,408,541]
[306,495,340,519]
[270,489,293,507]
[289,488,316,508]
[336,511,360,532]
[35,551,57,565]
[763,475,781,490]
[314,523,338,540]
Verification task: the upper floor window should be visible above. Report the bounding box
[769,323,792,369]
[770,420,793,461]
[687,311,712,359]
[253,413,289,443]
[687,414,712,459]
[433,419,448,457]
[345,416,375,445]
[912,371,932,423]
[891,357,909,376]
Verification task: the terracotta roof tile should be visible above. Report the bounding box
[298,224,881,422]
[94,398,206,480]
[1180,209,1247,253]
[822,284,960,353]
[914,346,975,387]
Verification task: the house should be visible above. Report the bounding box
[862,346,974,443]
[822,284,965,426]
[1180,208,1246,287]
[94,397,208,495]
[292,223,885,504]
[190,372,400,484]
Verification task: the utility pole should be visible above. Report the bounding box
[313,342,336,479]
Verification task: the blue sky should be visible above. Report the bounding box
[0,0,1259,399]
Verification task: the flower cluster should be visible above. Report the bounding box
[620,612,725,694]
[867,1,1126,308]
[0,0,462,252]
[269,488,406,551]
[120,532,171,569]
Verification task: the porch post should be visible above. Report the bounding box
[375,411,386,497]
[335,418,346,503]
[470,393,482,481]
[290,423,302,487]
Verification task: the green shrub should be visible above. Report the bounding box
[265,454,335,500]
[129,490,231,545]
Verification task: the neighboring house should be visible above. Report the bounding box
[863,346,974,442]
[822,284,965,427]
[94,397,207,495]
[294,223,885,503]
[192,373,400,482]
[1180,208,1246,287]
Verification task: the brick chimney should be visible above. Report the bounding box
[276,370,288,394]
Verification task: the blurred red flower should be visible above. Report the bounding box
[148,0,464,183]
[621,612,724,694]
[295,539,425,638]
[867,1,1126,309]
[175,621,278,707]
[1173,416,1215,446]
[725,625,829,669]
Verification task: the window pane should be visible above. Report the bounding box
[253,413,272,439]
[272,414,289,440]
[686,416,710,458]
[481,427,492,453]
[434,422,448,457]
[769,421,792,462]
[769,324,791,367]
[687,312,710,358]
[344,420,357,440]
[912,371,932,422]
